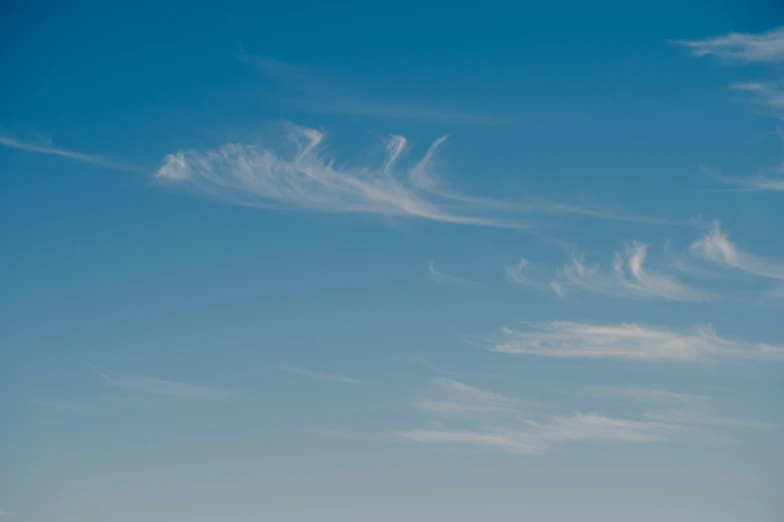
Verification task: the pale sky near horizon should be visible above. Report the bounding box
[1,2,784,521]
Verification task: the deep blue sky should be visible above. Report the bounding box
[2,2,784,521]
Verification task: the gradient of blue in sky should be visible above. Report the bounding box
[1,1,784,521]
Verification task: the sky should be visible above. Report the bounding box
[1,2,784,521]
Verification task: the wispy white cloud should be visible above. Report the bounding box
[281,366,361,384]
[701,163,784,192]
[0,508,13,517]
[592,387,759,426]
[90,365,236,400]
[428,262,481,287]
[673,26,784,64]
[690,221,784,280]
[675,27,784,124]
[397,380,763,455]
[556,242,713,302]
[241,54,509,126]
[0,133,141,172]
[549,280,566,297]
[505,258,542,288]
[414,378,520,415]
[593,386,705,405]
[488,321,784,362]
[156,123,674,228]
[731,81,784,119]
[156,126,525,228]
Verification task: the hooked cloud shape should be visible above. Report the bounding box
[557,241,714,302]
[155,123,673,229]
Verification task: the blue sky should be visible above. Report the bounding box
[1,2,784,521]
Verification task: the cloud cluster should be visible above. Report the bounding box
[677,26,784,188]
[557,242,712,301]
[505,221,783,301]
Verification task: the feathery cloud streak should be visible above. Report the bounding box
[415,378,519,415]
[557,242,713,301]
[91,366,236,400]
[396,381,756,455]
[673,26,784,64]
[281,366,361,384]
[732,81,784,119]
[0,133,141,172]
[241,54,508,126]
[428,262,481,287]
[690,221,784,280]
[157,124,667,229]
[488,321,784,362]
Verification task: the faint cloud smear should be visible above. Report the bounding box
[690,221,784,280]
[488,321,784,362]
[90,365,236,400]
[396,381,759,455]
[30,399,108,413]
[415,378,519,415]
[703,162,784,192]
[240,54,508,126]
[0,133,142,172]
[556,242,713,302]
[428,262,481,287]
[0,508,13,517]
[731,81,784,119]
[594,386,705,405]
[281,366,361,384]
[673,26,784,64]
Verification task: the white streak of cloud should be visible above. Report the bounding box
[415,378,518,415]
[594,386,704,405]
[731,81,784,119]
[397,412,677,455]
[673,26,784,64]
[281,366,361,384]
[557,242,713,301]
[397,381,763,455]
[0,133,141,172]
[591,387,760,426]
[241,54,509,126]
[488,321,784,362]
[549,280,566,297]
[690,221,784,280]
[504,258,543,288]
[428,261,481,287]
[156,126,526,229]
[703,162,784,192]
[90,365,235,400]
[156,123,674,228]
